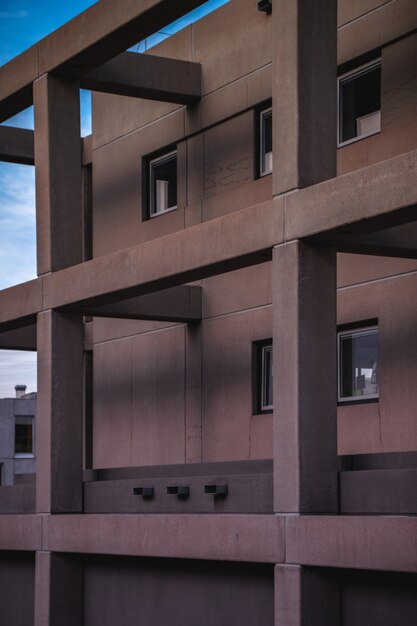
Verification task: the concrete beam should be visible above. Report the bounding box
[273,241,338,514]
[45,513,284,563]
[81,52,201,105]
[0,0,207,122]
[0,129,91,167]
[0,280,41,332]
[286,515,417,573]
[67,285,202,322]
[36,311,84,514]
[43,199,283,310]
[0,125,34,165]
[0,514,41,550]
[286,149,417,241]
[316,221,417,259]
[0,324,37,350]
[34,74,83,274]
[272,0,337,194]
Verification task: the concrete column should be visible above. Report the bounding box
[35,551,83,626]
[272,0,337,195]
[185,323,202,463]
[36,310,84,513]
[33,74,83,274]
[273,241,338,513]
[275,565,341,626]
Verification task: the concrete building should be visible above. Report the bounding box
[0,385,36,486]
[0,0,416,624]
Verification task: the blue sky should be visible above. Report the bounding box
[0,0,228,397]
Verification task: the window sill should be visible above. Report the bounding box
[337,129,380,149]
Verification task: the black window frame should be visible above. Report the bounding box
[143,145,178,220]
[337,321,379,406]
[338,58,381,147]
[252,338,273,414]
[254,100,272,179]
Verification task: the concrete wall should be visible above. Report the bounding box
[0,552,35,626]
[0,397,36,484]
[83,555,274,626]
[90,0,417,467]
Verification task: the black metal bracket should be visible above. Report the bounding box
[257,0,272,14]
[167,485,190,499]
[133,486,154,499]
[204,484,228,499]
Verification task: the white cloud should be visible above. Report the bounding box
[0,350,37,399]
[0,163,36,290]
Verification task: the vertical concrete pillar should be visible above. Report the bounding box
[33,74,83,274]
[273,241,338,513]
[35,551,83,626]
[272,0,337,194]
[185,324,202,463]
[36,310,84,513]
[275,565,341,626]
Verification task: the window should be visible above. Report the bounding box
[259,107,272,176]
[338,60,381,146]
[148,150,177,217]
[253,339,273,413]
[15,415,34,457]
[338,326,379,403]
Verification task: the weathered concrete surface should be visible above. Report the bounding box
[0,514,41,550]
[0,126,34,165]
[0,324,37,350]
[287,515,417,572]
[45,513,284,563]
[0,0,207,121]
[273,242,338,513]
[0,280,42,331]
[36,312,84,514]
[82,52,201,104]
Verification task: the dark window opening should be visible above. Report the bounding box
[15,416,34,455]
[148,150,177,217]
[253,339,273,414]
[338,61,381,145]
[338,326,379,403]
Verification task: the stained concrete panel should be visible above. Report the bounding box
[93,339,133,468]
[337,253,417,287]
[202,307,272,462]
[92,108,185,257]
[338,0,390,27]
[194,0,271,95]
[84,556,274,626]
[338,272,417,454]
[203,112,253,200]
[202,262,271,319]
[0,552,35,626]
[338,0,417,65]
[131,326,186,466]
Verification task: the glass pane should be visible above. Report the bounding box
[261,110,272,175]
[150,153,177,215]
[339,63,381,143]
[15,417,33,454]
[339,329,378,400]
[262,346,273,409]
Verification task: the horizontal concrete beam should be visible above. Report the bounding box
[322,222,417,259]
[43,199,281,310]
[0,324,37,350]
[0,125,34,165]
[81,52,201,105]
[0,514,41,551]
[67,285,202,322]
[0,280,41,332]
[286,149,417,241]
[0,129,92,167]
[287,515,417,573]
[46,514,284,563]
[0,0,206,122]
